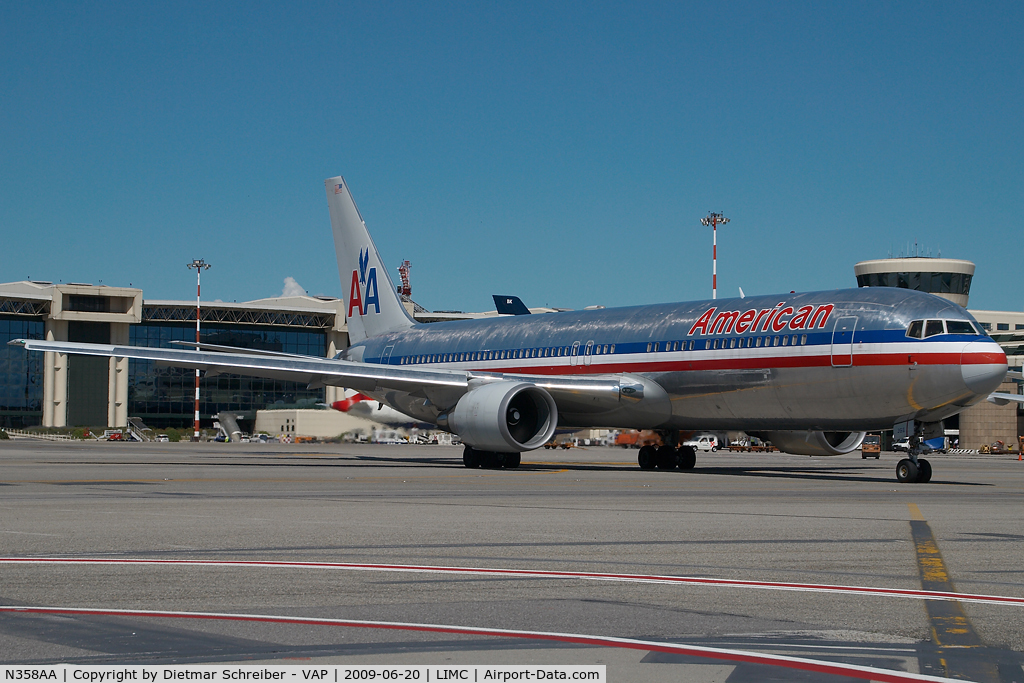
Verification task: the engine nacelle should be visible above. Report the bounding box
[444,382,558,452]
[762,430,866,456]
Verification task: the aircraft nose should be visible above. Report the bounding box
[961,341,1007,395]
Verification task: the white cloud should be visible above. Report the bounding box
[281,277,306,297]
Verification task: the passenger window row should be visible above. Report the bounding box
[647,335,808,352]
[396,332,814,365]
[385,319,986,363]
[906,319,982,339]
[399,344,617,365]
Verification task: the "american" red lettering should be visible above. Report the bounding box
[687,302,835,336]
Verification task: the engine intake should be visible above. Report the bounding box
[445,382,558,452]
[762,430,866,456]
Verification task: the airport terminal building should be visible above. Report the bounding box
[0,281,349,429]
[0,280,491,430]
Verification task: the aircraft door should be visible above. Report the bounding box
[570,341,581,367]
[584,341,594,366]
[830,317,857,367]
[381,345,395,365]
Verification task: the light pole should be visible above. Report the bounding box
[186,259,210,441]
[700,212,729,299]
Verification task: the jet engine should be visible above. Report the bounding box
[762,430,866,456]
[443,382,558,452]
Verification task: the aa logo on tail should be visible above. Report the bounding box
[348,247,380,317]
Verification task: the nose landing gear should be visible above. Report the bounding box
[896,456,932,483]
[896,432,933,483]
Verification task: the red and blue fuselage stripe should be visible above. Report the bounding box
[354,288,997,375]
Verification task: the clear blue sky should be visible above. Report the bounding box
[2,1,1021,313]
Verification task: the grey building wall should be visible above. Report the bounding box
[958,381,1019,451]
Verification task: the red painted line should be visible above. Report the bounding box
[459,350,1003,376]
[960,352,1007,365]
[4,558,1022,607]
[0,605,961,683]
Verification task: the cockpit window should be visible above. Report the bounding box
[910,319,983,338]
[945,320,978,335]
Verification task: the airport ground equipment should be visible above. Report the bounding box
[860,434,881,458]
[126,417,151,442]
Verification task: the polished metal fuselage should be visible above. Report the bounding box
[350,287,1006,433]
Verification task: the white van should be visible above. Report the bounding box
[683,434,719,452]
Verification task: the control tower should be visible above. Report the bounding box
[853,258,975,307]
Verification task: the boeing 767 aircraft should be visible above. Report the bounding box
[11,176,1010,483]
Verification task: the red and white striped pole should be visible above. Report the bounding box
[701,212,729,300]
[186,259,210,441]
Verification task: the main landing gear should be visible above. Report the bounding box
[463,446,521,469]
[637,444,697,471]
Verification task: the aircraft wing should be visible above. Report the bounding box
[8,339,628,413]
[987,392,1024,406]
[167,340,320,359]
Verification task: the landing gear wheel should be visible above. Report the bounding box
[638,445,657,470]
[504,452,521,469]
[463,446,480,469]
[678,446,697,470]
[656,445,679,469]
[896,458,919,483]
[916,458,932,483]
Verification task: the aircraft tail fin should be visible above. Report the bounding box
[326,177,415,344]
[493,295,532,316]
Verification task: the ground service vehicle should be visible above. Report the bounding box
[683,434,719,452]
[861,434,881,458]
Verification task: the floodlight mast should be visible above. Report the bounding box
[701,212,730,299]
[186,259,211,441]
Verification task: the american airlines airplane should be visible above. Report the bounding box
[10,177,1011,483]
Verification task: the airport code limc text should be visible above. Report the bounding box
[1,667,605,683]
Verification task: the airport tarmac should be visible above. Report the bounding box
[1,440,1022,682]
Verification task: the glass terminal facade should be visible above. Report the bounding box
[0,318,44,428]
[856,271,972,297]
[127,323,328,428]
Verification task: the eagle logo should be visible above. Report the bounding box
[358,248,370,285]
